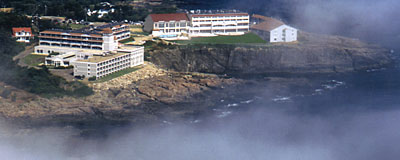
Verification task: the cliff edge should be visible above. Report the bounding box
[149,32,392,74]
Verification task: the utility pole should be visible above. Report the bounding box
[85,7,88,22]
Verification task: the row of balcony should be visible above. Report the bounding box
[96,63,130,78]
[39,43,103,50]
[40,39,102,46]
[97,60,130,71]
[192,19,249,23]
[192,16,249,19]
[97,55,131,67]
[40,34,103,41]
[191,25,249,29]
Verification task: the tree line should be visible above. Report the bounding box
[2,0,177,22]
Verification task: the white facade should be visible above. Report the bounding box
[35,31,118,55]
[111,24,130,41]
[13,28,32,43]
[45,52,76,67]
[102,33,118,51]
[269,25,298,43]
[72,46,144,79]
[144,11,250,39]
[152,21,190,39]
[34,24,144,79]
[189,14,250,37]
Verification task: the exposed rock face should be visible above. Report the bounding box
[0,32,394,127]
[0,70,245,126]
[150,32,392,74]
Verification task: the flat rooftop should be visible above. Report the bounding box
[35,46,104,54]
[77,52,128,63]
[189,9,246,15]
[118,45,144,51]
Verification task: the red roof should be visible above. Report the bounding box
[250,15,285,31]
[150,13,189,22]
[191,13,249,17]
[12,27,33,37]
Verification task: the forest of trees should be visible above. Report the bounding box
[1,0,177,22]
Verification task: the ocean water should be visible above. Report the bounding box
[212,61,400,120]
[1,53,400,160]
[2,0,400,158]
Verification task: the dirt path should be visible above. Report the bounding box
[13,43,37,67]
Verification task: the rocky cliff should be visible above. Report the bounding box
[0,64,248,127]
[150,32,392,74]
[0,32,394,128]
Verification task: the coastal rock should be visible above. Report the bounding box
[0,69,245,126]
[149,32,392,74]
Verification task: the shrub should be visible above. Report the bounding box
[88,76,97,81]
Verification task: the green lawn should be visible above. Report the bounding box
[23,54,46,66]
[132,32,150,36]
[94,66,141,83]
[174,33,266,44]
[130,25,143,28]
[69,24,87,30]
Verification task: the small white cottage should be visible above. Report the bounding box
[251,14,297,43]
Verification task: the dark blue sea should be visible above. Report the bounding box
[2,0,400,159]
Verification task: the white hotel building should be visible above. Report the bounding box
[12,27,33,43]
[34,23,144,79]
[188,10,250,37]
[143,13,191,39]
[250,14,298,43]
[144,10,250,39]
[72,46,144,79]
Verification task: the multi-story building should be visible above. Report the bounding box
[188,10,250,37]
[35,22,130,55]
[72,46,144,79]
[92,22,130,41]
[12,27,33,43]
[144,13,191,39]
[34,22,144,80]
[35,28,117,55]
[144,10,250,39]
[251,14,297,43]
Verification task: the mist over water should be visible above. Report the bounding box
[180,0,400,49]
[1,100,400,160]
[1,0,400,159]
[3,67,400,159]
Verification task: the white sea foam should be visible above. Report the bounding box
[217,111,232,118]
[272,96,291,102]
[227,103,239,107]
[315,89,323,92]
[366,68,386,72]
[322,80,346,90]
[240,99,254,104]
[189,120,202,124]
[162,121,172,125]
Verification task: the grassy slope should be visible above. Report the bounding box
[23,54,46,67]
[174,33,266,44]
